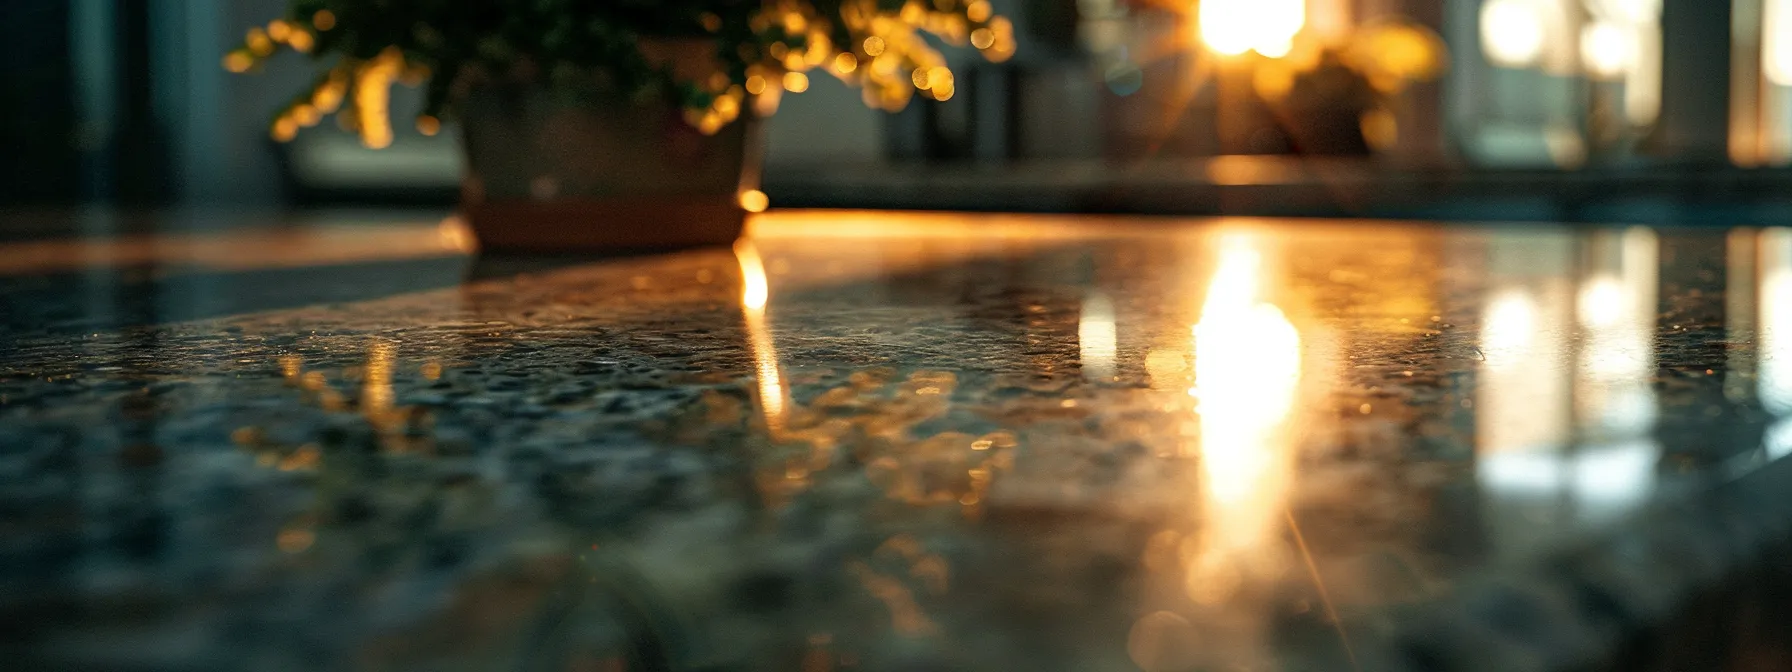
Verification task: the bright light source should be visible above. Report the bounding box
[1768,0,1792,86]
[1577,275,1626,328]
[1480,0,1545,68]
[1579,21,1633,79]
[1199,0,1305,58]
[1185,233,1302,604]
[1481,289,1538,369]
[739,189,770,214]
[1079,293,1117,382]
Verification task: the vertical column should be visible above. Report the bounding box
[1655,0,1732,162]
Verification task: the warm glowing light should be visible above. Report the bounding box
[735,240,786,432]
[1476,253,1576,514]
[1480,0,1545,68]
[312,79,345,112]
[415,115,440,136]
[1360,108,1398,150]
[312,9,336,31]
[970,28,996,50]
[864,36,886,56]
[967,0,994,23]
[246,28,274,56]
[1579,21,1633,79]
[1575,228,1658,436]
[286,30,315,53]
[833,52,858,74]
[1350,22,1449,92]
[735,239,771,311]
[1079,292,1118,381]
[271,117,299,142]
[739,189,771,214]
[1191,237,1300,500]
[279,354,302,380]
[222,52,253,73]
[1768,0,1792,86]
[353,49,403,149]
[713,94,740,120]
[1185,234,1301,604]
[289,104,319,127]
[782,12,806,34]
[1199,0,1305,58]
[783,71,810,93]
[363,340,396,429]
[1481,290,1538,369]
[1577,276,1627,328]
[753,83,783,116]
[923,67,954,100]
[437,215,476,253]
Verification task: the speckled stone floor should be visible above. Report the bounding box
[3,211,1791,672]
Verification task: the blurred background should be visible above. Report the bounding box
[3,0,1790,225]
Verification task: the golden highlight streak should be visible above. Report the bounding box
[735,240,787,432]
[1185,233,1301,604]
[1080,291,1118,381]
[363,339,396,429]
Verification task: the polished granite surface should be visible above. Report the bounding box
[3,210,1792,671]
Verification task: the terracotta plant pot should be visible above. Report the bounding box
[457,41,760,253]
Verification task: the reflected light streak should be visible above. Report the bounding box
[1763,228,1792,416]
[1477,279,1572,495]
[1480,290,1537,370]
[1186,234,1301,602]
[1080,292,1118,382]
[1480,229,1658,531]
[1577,276,1628,329]
[1575,228,1659,436]
[363,339,396,427]
[735,240,787,431]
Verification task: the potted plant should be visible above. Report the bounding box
[229,0,1016,252]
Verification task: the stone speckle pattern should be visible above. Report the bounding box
[1,214,1789,671]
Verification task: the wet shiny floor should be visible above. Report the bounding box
[3,211,1790,671]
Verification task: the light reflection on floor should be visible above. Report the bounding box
[5,213,1792,671]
